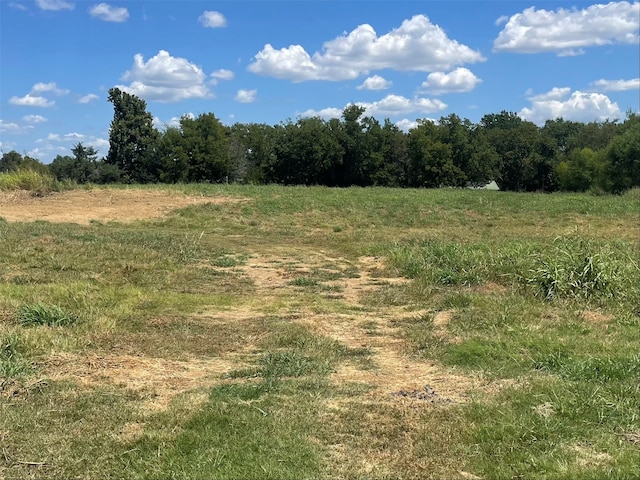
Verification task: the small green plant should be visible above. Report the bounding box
[289,277,320,287]
[16,303,78,327]
[0,333,32,378]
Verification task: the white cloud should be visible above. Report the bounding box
[494,2,640,54]
[36,0,73,11]
[22,114,47,123]
[0,120,23,134]
[395,119,419,132]
[153,113,195,130]
[235,89,257,103]
[64,132,85,140]
[520,88,621,125]
[8,82,68,108]
[357,75,392,91]
[9,94,55,107]
[299,107,344,120]
[89,3,129,22]
[361,95,447,117]
[199,10,226,28]
[211,69,234,81]
[248,14,485,81]
[116,50,212,102]
[78,93,99,104]
[31,82,69,95]
[301,94,447,120]
[591,77,640,91]
[420,68,481,94]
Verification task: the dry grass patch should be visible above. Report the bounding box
[0,188,243,224]
[44,352,239,411]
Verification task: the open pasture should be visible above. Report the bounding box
[1,185,638,479]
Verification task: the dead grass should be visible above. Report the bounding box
[0,188,242,224]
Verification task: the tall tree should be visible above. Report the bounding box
[106,88,160,183]
[179,113,230,183]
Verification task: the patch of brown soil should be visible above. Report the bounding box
[44,352,237,411]
[0,189,241,224]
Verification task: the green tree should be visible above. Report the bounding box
[605,113,640,193]
[106,88,160,183]
[0,151,48,174]
[178,113,230,183]
[408,119,461,187]
[480,111,558,192]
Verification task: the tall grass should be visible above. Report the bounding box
[0,169,66,194]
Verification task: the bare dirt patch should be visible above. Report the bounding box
[45,352,238,411]
[0,189,240,224]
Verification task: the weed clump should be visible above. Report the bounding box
[15,303,78,327]
[524,238,637,301]
[0,333,32,378]
[0,170,65,195]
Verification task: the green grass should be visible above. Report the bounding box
[0,169,67,194]
[0,184,638,479]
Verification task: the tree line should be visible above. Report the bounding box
[2,87,638,193]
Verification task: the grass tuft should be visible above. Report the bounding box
[15,303,79,327]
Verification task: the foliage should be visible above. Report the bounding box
[0,169,62,194]
[0,150,49,175]
[106,88,160,183]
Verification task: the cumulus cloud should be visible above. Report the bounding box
[116,50,212,102]
[298,107,344,121]
[520,87,621,124]
[494,1,640,54]
[89,3,129,22]
[78,93,99,104]
[591,77,640,91]
[8,82,68,108]
[153,113,195,130]
[420,67,481,94]
[235,89,257,103]
[301,94,447,120]
[357,75,392,90]
[36,0,73,11]
[22,114,48,124]
[9,94,55,107]
[199,10,226,28]
[395,119,419,132]
[248,14,485,81]
[31,82,69,95]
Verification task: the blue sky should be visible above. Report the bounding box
[1,0,638,163]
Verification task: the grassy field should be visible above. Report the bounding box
[1,184,638,479]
